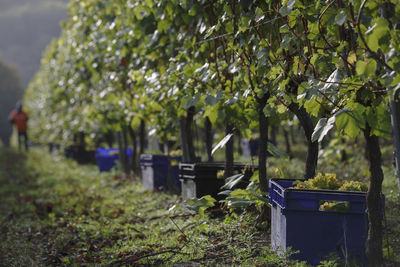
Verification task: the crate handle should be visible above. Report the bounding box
[319,200,350,213]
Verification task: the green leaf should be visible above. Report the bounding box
[204,25,216,38]
[203,105,220,124]
[194,63,209,74]
[280,24,290,34]
[221,174,245,190]
[334,105,366,138]
[304,98,321,117]
[212,133,234,155]
[184,94,200,110]
[292,56,299,75]
[279,7,292,16]
[281,35,291,49]
[224,92,239,105]
[365,23,377,35]
[249,170,259,182]
[225,21,234,33]
[185,195,216,217]
[198,223,209,231]
[276,104,287,114]
[365,18,390,52]
[241,15,251,27]
[257,48,269,60]
[366,106,391,138]
[188,7,197,16]
[335,10,347,26]
[356,59,377,79]
[356,61,367,76]
[218,190,232,196]
[225,197,254,208]
[312,117,335,143]
[268,142,288,158]
[157,20,170,33]
[297,82,319,102]
[288,9,299,28]
[279,0,295,16]
[205,95,218,106]
[321,69,340,91]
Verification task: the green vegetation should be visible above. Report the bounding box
[292,173,368,192]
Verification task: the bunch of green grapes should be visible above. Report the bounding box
[320,201,349,212]
[292,173,368,193]
[338,180,368,192]
[291,173,368,212]
[170,160,179,166]
[217,170,224,179]
[293,173,342,190]
[169,149,182,156]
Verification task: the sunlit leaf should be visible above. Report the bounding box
[335,10,347,26]
[212,133,234,155]
[312,117,335,143]
[221,174,245,190]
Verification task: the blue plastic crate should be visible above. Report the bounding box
[169,158,182,191]
[95,148,132,172]
[269,179,371,266]
[140,154,182,192]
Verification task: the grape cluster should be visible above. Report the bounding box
[216,170,225,179]
[293,173,368,192]
[170,160,179,166]
[169,149,182,156]
[293,173,343,190]
[291,173,368,212]
[319,201,349,212]
[338,180,368,192]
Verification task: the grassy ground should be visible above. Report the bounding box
[0,147,399,266]
[0,148,300,266]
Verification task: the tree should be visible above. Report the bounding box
[293,1,397,264]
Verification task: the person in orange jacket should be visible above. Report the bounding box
[8,101,29,151]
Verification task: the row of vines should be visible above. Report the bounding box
[25,0,400,264]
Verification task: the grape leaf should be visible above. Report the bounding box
[221,174,245,190]
[211,133,234,155]
[335,105,365,138]
[335,11,347,26]
[312,117,335,143]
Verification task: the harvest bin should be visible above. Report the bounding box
[140,154,183,192]
[179,162,256,200]
[268,179,372,265]
[95,148,132,172]
[65,145,96,164]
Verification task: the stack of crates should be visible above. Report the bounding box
[140,154,182,192]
